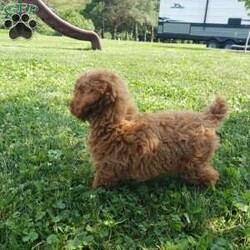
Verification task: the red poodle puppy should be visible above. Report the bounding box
[70,69,228,188]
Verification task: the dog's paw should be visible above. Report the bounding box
[4,13,37,39]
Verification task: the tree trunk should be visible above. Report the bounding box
[112,25,118,40]
[150,25,154,42]
[101,18,105,39]
[125,31,129,40]
[143,25,147,42]
[134,22,138,41]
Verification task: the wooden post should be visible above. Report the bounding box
[22,0,102,50]
[244,28,250,53]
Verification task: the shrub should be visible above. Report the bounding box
[35,18,60,36]
[59,9,94,31]
[33,8,95,36]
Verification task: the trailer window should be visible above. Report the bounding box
[228,18,242,26]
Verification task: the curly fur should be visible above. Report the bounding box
[70,69,228,188]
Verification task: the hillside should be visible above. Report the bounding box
[46,0,86,10]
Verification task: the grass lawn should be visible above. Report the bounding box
[0,32,249,249]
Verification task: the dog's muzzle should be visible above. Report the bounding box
[70,101,80,117]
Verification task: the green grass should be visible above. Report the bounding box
[0,32,249,250]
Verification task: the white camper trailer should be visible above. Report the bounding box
[157,0,250,48]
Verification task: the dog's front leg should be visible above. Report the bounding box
[92,164,119,188]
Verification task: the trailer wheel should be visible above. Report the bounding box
[207,39,220,48]
[224,40,235,49]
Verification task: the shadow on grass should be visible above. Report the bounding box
[156,43,208,51]
[1,96,249,249]
[0,44,93,51]
[1,95,249,190]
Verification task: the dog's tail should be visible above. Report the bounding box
[202,97,228,127]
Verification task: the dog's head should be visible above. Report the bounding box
[70,69,130,122]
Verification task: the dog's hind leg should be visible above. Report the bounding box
[181,128,220,186]
[197,165,219,186]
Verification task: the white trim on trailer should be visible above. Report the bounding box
[245,29,250,52]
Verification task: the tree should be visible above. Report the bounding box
[138,0,159,41]
[84,0,106,37]
[124,0,158,41]
[85,0,134,39]
[84,0,160,41]
[239,0,250,9]
[103,0,135,39]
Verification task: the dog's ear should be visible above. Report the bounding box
[102,84,117,105]
[88,80,118,109]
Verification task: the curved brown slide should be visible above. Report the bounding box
[22,0,102,50]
